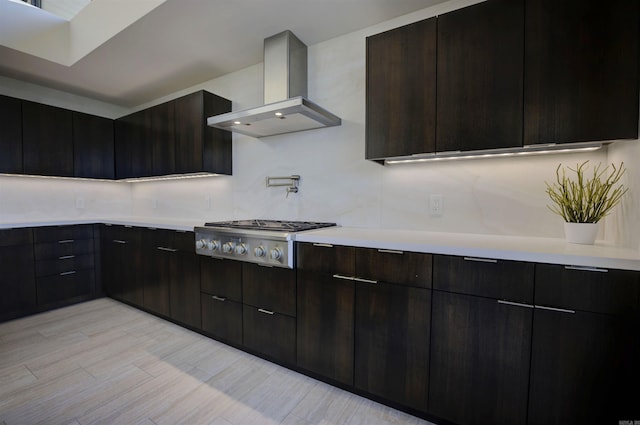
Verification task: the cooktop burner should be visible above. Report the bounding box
[204,219,336,232]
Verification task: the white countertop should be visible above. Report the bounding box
[2,219,639,271]
[295,227,640,271]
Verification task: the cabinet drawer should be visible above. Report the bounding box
[101,225,141,244]
[535,264,640,315]
[36,269,94,306]
[33,224,94,243]
[297,242,355,276]
[355,247,432,288]
[35,254,95,277]
[242,263,296,316]
[34,239,94,260]
[200,257,242,302]
[243,304,296,365]
[172,230,195,252]
[201,295,242,346]
[0,228,33,247]
[0,245,35,282]
[434,255,534,302]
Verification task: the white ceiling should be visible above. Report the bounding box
[0,0,443,107]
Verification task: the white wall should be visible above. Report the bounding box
[1,0,638,248]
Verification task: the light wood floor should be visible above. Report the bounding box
[0,298,435,425]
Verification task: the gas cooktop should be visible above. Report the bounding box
[203,219,336,232]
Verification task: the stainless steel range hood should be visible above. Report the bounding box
[207,30,341,138]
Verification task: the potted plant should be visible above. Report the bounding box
[545,161,628,244]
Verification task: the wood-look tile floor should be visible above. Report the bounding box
[0,299,435,425]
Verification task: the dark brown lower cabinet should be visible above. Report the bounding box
[101,226,143,306]
[355,282,430,412]
[297,270,355,386]
[429,291,532,425]
[169,250,201,329]
[528,309,638,425]
[242,305,296,365]
[35,269,94,307]
[200,257,243,346]
[0,228,36,322]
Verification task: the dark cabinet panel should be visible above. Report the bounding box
[524,0,639,144]
[33,224,94,243]
[73,112,114,179]
[169,250,201,329]
[242,263,296,316]
[36,269,94,307]
[297,243,355,276]
[100,225,143,306]
[297,269,354,386]
[355,248,432,288]
[34,239,93,259]
[430,291,532,425]
[0,230,36,322]
[201,294,242,345]
[528,309,639,425]
[200,257,242,302]
[22,101,73,177]
[141,229,172,317]
[243,305,296,365]
[433,255,534,302]
[0,95,23,174]
[366,18,436,159]
[150,101,175,176]
[115,109,152,179]
[437,0,524,152]
[355,282,430,412]
[174,90,232,175]
[535,263,640,315]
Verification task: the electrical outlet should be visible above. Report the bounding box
[204,196,211,210]
[151,199,158,209]
[75,197,85,209]
[429,194,443,217]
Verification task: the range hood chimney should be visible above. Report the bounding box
[207,30,341,138]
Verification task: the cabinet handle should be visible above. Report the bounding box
[258,308,275,315]
[257,263,274,268]
[497,300,534,309]
[156,247,178,252]
[313,243,334,248]
[463,257,497,263]
[534,305,576,314]
[58,255,76,260]
[58,239,75,244]
[211,295,226,302]
[377,249,403,255]
[354,277,378,284]
[564,265,608,273]
[113,240,127,244]
[332,274,355,281]
[60,270,77,276]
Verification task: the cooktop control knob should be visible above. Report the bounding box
[235,243,247,255]
[195,239,206,250]
[207,240,219,251]
[254,246,266,257]
[270,247,283,261]
[222,242,234,253]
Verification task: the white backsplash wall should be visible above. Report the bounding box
[1,0,638,247]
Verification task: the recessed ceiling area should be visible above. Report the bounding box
[0,0,445,107]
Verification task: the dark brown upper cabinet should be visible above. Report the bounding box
[174,90,232,175]
[524,0,639,145]
[73,112,114,179]
[115,90,231,179]
[437,0,524,152]
[0,95,23,174]
[22,101,74,177]
[366,18,437,160]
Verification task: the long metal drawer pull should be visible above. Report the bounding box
[58,255,76,260]
[463,257,498,263]
[534,305,576,314]
[332,274,355,281]
[211,295,226,302]
[60,271,77,276]
[497,300,534,309]
[313,243,334,248]
[258,308,275,315]
[378,249,403,255]
[564,265,608,273]
[58,239,74,244]
[354,277,378,284]
[113,240,127,244]
[156,247,178,252]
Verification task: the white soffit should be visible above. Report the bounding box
[0,0,166,66]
